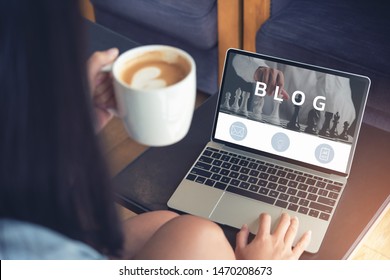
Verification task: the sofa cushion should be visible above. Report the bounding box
[258,0,389,76]
[91,0,217,50]
[256,0,390,131]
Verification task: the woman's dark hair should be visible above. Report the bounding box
[0,0,124,256]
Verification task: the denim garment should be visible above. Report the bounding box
[0,219,106,260]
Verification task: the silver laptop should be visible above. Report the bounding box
[168,49,370,253]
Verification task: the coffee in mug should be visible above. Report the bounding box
[109,45,196,147]
[119,50,191,90]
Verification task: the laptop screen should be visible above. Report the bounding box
[213,49,370,175]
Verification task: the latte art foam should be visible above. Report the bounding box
[119,51,190,90]
[131,67,166,90]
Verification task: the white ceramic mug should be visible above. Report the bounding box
[109,45,196,146]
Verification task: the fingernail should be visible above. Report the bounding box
[241,224,248,230]
[107,48,119,58]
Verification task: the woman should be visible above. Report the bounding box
[0,0,310,259]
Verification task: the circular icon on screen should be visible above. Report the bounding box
[229,122,247,141]
[271,132,290,152]
[315,144,335,164]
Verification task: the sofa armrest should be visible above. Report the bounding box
[243,0,270,52]
[80,0,95,21]
[217,0,243,82]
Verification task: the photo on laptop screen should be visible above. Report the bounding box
[214,51,369,175]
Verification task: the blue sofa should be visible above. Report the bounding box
[254,0,390,132]
[90,0,218,95]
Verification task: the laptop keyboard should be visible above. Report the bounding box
[186,147,344,221]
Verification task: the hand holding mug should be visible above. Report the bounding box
[87,48,119,131]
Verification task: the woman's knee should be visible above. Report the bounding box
[172,215,225,239]
[124,210,179,228]
[164,215,235,258]
[151,210,180,222]
[135,214,235,259]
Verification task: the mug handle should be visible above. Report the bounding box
[100,63,113,73]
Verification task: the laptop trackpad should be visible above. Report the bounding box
[210,192,283,234]
[168,181,224,219]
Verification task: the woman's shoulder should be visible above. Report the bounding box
[0,219,107,260]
